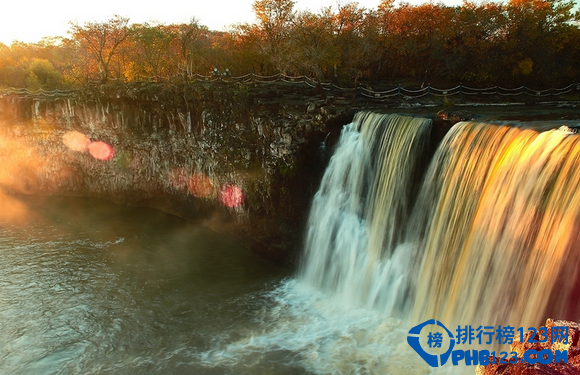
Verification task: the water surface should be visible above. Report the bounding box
[0,196,294,374]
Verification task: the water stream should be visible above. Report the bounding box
[2,111,580,374]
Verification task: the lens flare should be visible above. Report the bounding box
[167,168,189,189]
[0,130,71,196]
[62,131,90,152]
[188,174,214,198]
[219,184,245,208]
[88,141,115,161]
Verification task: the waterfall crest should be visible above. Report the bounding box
[300,112,432,315]
[302,113,580,328]
[408,121,580,328]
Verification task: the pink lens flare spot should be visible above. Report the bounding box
[168,168,189,189]
[88,141,115,161]
[188,174,214,198]
[219,184,245,208]
[62,131,90,152]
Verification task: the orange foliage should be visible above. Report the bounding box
[0,1,577,88]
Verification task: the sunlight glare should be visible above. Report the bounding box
[188,174,214,198]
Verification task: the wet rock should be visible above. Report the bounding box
[436,109,476,125]
[436,110,449,120]
[0,82,467,262]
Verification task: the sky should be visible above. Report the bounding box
[0,0,467,46]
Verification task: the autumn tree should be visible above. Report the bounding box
[504,0,578,85]
[0,1,578,88]
[69,15,132,83]
[330,2,373,84]
[290,9,338,79]
[0,40,67,89]
[26,58,62,89]
[128,23,176,79]
[225,26,269,74]
[172,18,209,79]
[387,3,457,84]
[252,0,295,73]
[448,2,507,85]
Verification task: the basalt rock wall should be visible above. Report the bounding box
[0,82,356,261]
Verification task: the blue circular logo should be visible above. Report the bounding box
[407,319,456,367]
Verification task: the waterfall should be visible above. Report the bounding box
[408,121,580,329]
[300,112,432,315]
[199,112,580,374]
[301,113,580,329]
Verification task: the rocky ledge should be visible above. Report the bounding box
[476,319,580,375]
[0,82,357,262]
[0,82,469,262]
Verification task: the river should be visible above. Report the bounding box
[0,196,307,374]
[3,108,580,375]
[0,194,430,374]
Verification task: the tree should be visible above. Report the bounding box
[26,58,61,89]
[129,23,176,79]
[173,18,209,79]
[504,0,577,85]
[69,15,132,83]
[331,2,372,84]
[450,2,508,85]
[291,10,338,79]
[252,0,296,73]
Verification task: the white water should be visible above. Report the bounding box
[300,112,431,315]
[10,112,579,374]
[201,112,435,374]
[202,112,580,374]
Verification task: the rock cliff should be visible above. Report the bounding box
[0,82,354,261]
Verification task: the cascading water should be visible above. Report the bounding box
[408,121,580,330]
[300,112,432,315]
[200,112,580,374]
[301,114,580,330]
[5,96,580,374]
[199,112,435,374]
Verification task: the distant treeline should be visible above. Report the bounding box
[0,0,578,90]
